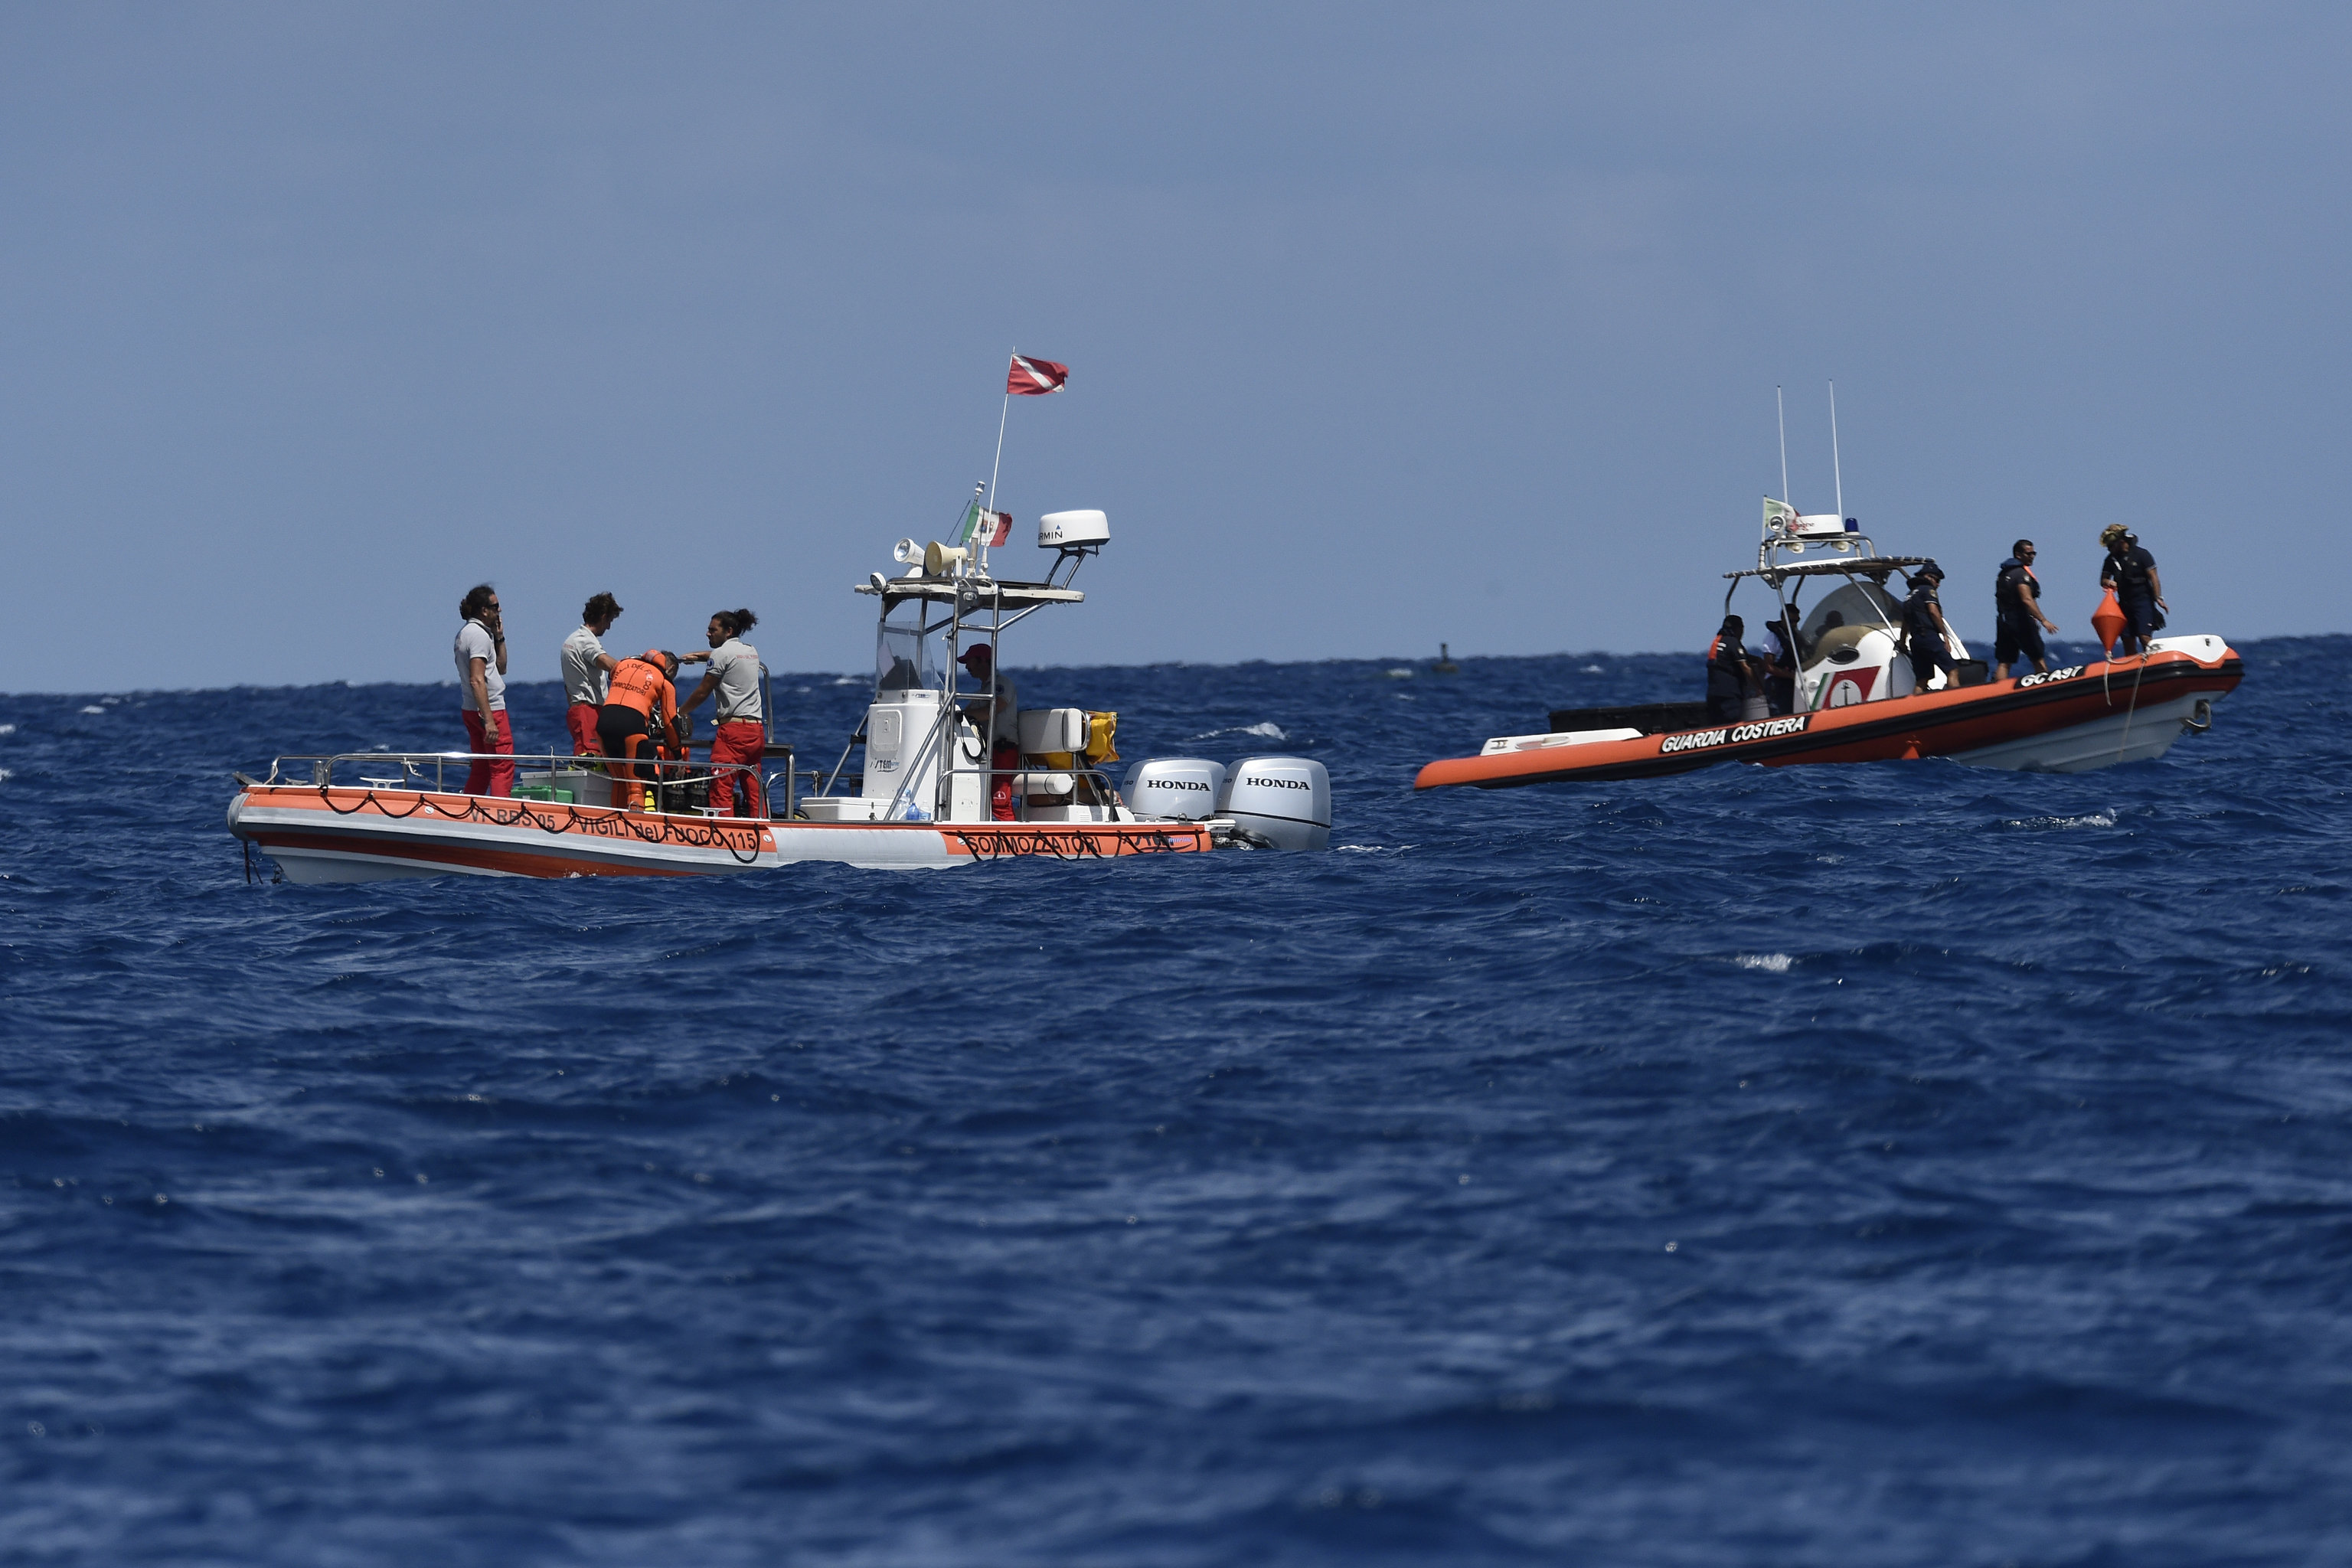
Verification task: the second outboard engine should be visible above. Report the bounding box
[1218,756,1331,850]
[1125,758,1226,821]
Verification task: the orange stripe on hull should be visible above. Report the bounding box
[939,822,1212,859]
[1416,651,2245,789]
[246,787,774,856]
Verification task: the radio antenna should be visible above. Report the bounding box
[1775,386,1790,505]
[1828,380,1844,518]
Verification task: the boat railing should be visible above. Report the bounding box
[940,758,1130,823]
[792,759,1130,823]
[248,748,801,819]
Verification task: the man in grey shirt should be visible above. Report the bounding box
[453,583,513,795]
[560,592,623,755]
[680,608,765,815]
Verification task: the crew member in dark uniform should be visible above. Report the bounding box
[1704,615,1757,724]
[2098,524,2167,656]
[1901,562,1955,693]
[1993,538,2060,681]
[1757,607,1802,715]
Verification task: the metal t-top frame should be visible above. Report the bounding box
[842,544,1110,824]
[1713,531,1950,714]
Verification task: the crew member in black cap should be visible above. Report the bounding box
[1994,538,2060,681]
[1901,562,1955,694]
[2098,524,2166,656]
[1704,616,1758,724]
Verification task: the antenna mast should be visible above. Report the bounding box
[1828,381,1844,518]
[1775,386,1790,505]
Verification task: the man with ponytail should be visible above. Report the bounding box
[681,608,766,816]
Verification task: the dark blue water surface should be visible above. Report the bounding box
[5,639,2350,1566]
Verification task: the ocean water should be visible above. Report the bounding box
[4,639,2350,1566]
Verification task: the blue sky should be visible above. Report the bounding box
[3,5,2344,693]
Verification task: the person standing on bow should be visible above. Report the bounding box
[1902,562,1956,692]
[2098,524,2167,656]
[596,649,684,811]
[1993,539,2060,681]
[454,583,514,796]
[560,592,624,756]
[679,608,766,816]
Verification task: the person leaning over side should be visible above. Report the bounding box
[678,608,766,816]
[2098,524,2167,657]
[454,583,514,796]
[1993,538,2060,681]
[1901,561,1955,693]
[560,593,624,756]
[596,649,684,811]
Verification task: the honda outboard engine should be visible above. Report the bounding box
[1218,756,1331,850]
[1124,758,1226,822]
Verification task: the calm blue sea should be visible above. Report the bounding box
[4,639,2350,1566]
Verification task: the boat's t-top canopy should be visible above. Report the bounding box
[1726,555,1936,588]
[850,487,1111,697]
[1720,496,1941,639]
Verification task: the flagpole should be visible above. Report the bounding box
[984,351,1014,573]
[988,350,1015,513]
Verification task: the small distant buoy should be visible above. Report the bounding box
[2090,589,2127,657]
[1433,642,1459,675]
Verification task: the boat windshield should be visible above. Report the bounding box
[1800,580,1903,642]
[874,606,939,694]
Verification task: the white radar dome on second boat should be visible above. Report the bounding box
[1124,758,1226,822]
[1039,510,1109,547]
[1217,756,1331,851]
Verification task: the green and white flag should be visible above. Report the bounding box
[1763,498,1801,534]
[953,498,1013,548]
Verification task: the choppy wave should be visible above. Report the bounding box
[2,639,2349,1564]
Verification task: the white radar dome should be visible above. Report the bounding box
[1039,509,1109,547]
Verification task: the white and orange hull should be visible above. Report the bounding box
[1416,641,2246,791]
[227,786,1214,883]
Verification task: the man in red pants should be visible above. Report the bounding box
[454,583,514,796]
[560,592,624,755]
[680,608,766,815]
[956,645,1020,820]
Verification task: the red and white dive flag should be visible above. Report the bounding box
[1007,353,1069,396]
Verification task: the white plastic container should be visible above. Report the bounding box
[1124,758,1226,822]
[1217,756,1331,850]
[550,769,611,808]
[1016,708,1090,755]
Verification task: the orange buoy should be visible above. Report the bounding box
[2090,587,2127,656]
